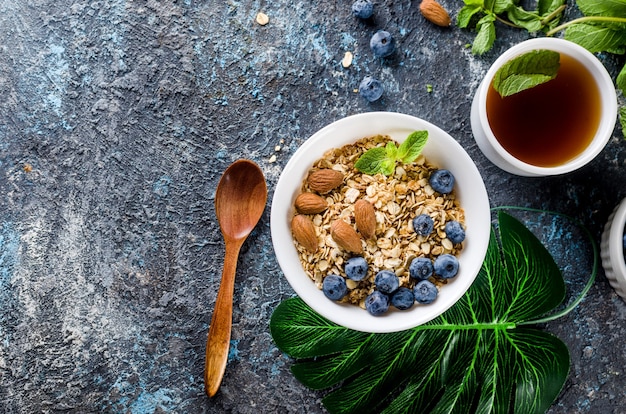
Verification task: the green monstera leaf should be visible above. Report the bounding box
[270,210,595,413]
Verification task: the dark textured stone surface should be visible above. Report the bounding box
[0,1,625,412]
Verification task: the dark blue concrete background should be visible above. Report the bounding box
[0,1,625,412]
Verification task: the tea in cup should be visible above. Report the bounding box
[471,38,617,176]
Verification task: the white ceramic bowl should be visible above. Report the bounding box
[270,112,491,333]
[471,38,617,176]
[601,197,626,301]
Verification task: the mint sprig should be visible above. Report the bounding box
[492,49,560,97]
[354,131,428,176]
[458,0,567,55]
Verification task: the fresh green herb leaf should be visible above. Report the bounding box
[494,0,514,14]
[564,23,626,53]
[457,4,482,29]
[354,131,429,176]
[492,49,560,97]
[507,6,543,32]
[270,211,590,413]
[577,0,626,18]
[379,158,396,176]
[397,130,428,163]
[538,0,567,16]
[353,147,389,175]
[460,0,566,55]
[472,14,497,55]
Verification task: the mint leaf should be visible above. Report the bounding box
[494,0,514,14]
[507,7,543,32]
[577,0,626,18]
[354,147,388,175]
[384,141,397,159]
[538,0,566,15]
[270,211,578,414]
[472,14,496,55]
[379,158,396,176]
[397,130,428,163]
[457,4,482,28]
[564,23,626,53]
[492,49,560,97]
[355,132,429,176]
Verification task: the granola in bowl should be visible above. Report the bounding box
[292,134,465,311]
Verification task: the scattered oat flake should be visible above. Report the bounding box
[23,163,33,172]
[268,154,277,163]
[275,145,281,151]
[256,12,269,26]
[341,51,353,68]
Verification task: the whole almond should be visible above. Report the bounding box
[420,0,451,27]
[330,219,363,254]
[291,214,318,253]
[294,192,328,214]
[354,199,376,239]
[307,169,344,194]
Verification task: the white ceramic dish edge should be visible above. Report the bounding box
[601,197,626,301]
[270,112,491,333]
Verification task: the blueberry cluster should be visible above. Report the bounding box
[322,251,461,316]
[351,0,397,103]
[320,168,466,316]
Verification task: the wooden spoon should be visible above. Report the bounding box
[204,159,267,397]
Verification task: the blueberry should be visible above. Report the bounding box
[351,0,373,19]
[413,280,438,304]
[429,169,455,194]
[322,274,347,301]
[413,214,434,236]
[409,257,433,280]
[369,30,395,58]
[345,256,368,281]
[359,76,384,102]
[434,254,459,279]
[365,290,389,316]
[374,270,399,294]
[445,221,466,244]
[390,287,415,310]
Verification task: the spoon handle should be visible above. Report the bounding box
[204,240,242,397]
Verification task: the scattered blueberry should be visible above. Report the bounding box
[351,0,373,19]
[409,257,433,280]
[413,214,434,236]
[322,274,347,301]
[429,169,455,194]
[345,256,368,281]
[445,221,466,244]
[434,254,459,279]
[413,280,438,304]
[359,76,384,102]
[365,290,390,316]
[390,287,415,310]
[374,270,399,294]
[369,30,395,58]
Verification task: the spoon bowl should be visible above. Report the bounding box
[205,159,267,397]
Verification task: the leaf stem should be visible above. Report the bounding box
[490,206,598,326]
[540,4,567,27]
[494,14,522,29]
[547,15,626,37]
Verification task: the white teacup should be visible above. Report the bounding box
[471,38,617,177]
